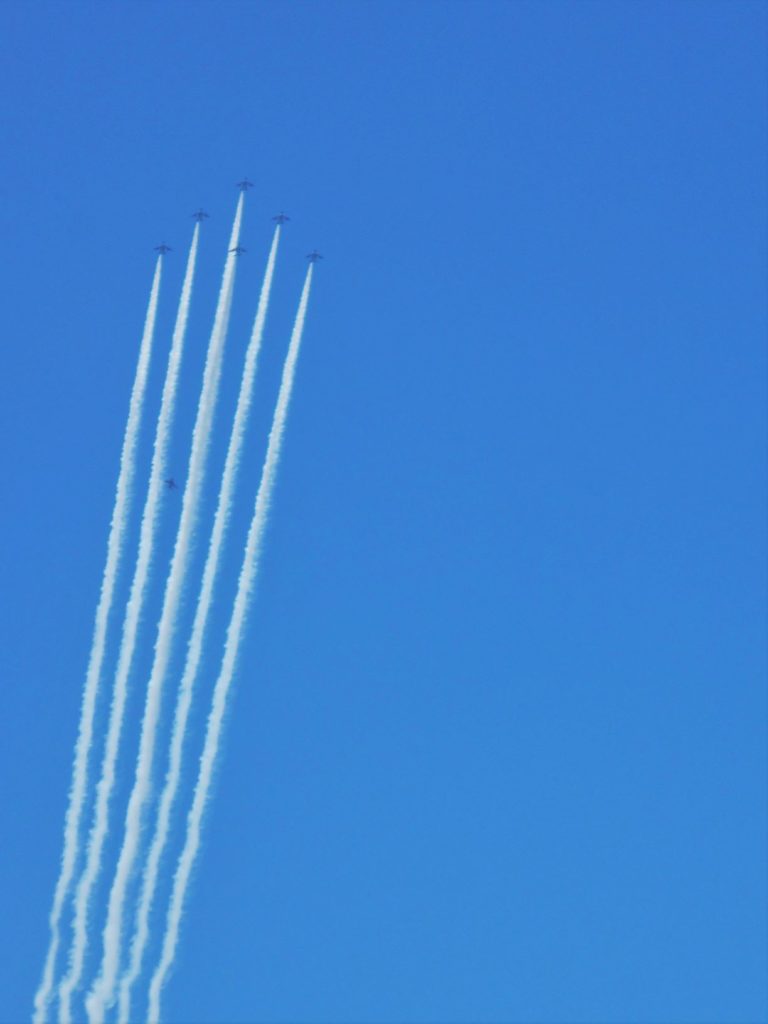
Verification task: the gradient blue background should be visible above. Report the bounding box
[1,2,766,1022]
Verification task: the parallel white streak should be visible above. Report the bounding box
[58,235,199,1024]
[116,227,281,1024]
[148,266,313,1023]
[33,258,162,1024]
[56,227,199,1023]
[84,197,243,1024]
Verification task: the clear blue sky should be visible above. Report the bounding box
[1,2,765,1022]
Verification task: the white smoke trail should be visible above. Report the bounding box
[55,227,200,1024]
[148,266,313,1023]
[33,258,162,1024]
[114,227,281,1024]
[82,197,244,1024]
[56,229,202,1024]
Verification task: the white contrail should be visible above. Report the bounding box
[56,227,200,1024]
[148,265,313,1023]
[83,197,244,1024]
[114,227,282,1024]
[33,258,162,1024]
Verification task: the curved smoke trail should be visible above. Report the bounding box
[84,197,244,1024]
[33,258,162,1024]
[114,227,281,1023]
[148,266,313,1023]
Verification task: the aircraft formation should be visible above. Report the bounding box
[34,183,318,1024]
[157,182,319,506]
[154,183,322,262]
[156,183,320,507]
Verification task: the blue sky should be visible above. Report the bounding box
[1,2,766,1022]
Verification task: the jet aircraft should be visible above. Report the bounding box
[165,478,178,490]
[236,178,254,191]
[272,212,290,224]
[306,250,323,262]
[192,209,209,222]
[154,243,172,254]
[229,246,247,255]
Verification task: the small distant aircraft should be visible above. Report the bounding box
[272,212,290,224]
[165,478,178,490]
[229,246,247,255]
[306,250,323,262]
[192,209,209,222]
[154,243,172,254]
[236,178,254,191]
